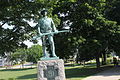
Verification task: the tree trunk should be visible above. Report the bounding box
[95,53,100,68]
[76,55,79,64]
[102,52,106,65]
[83,60,85,67]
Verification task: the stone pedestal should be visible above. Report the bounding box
[37,59,66,80]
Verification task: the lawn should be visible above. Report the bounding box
[0,68,37,80]
[65,64,112,80]
[0,64,113,80]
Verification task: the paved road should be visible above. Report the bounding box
[83,67,120,80]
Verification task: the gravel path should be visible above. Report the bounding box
[83,67,120,80]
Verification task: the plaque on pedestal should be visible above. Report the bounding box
[37,59,66,80]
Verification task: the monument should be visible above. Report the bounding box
[34,9,67,80]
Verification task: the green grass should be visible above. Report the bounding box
[0,64,113,80]
[65,64,112,80]
[0,68,37,80]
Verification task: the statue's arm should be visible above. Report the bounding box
[37,20,42,35]
[38,27,41,34]
[51,19,57,32]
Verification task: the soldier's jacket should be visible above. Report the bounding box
[37,17,56,33]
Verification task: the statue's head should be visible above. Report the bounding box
[41,9,48,16]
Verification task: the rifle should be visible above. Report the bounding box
[32,30,69,40]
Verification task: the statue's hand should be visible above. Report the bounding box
[55,30,58,33]
[39,33,43,36]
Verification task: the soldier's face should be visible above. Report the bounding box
[43,11,47,16]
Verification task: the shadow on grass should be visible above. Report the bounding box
[17,74,37,79]
[65,65,113,78]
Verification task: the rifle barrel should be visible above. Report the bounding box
[32,30,69,40]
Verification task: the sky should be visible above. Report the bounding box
[24,40,42,48]
[1,20,37,29]
[1,23,14,29]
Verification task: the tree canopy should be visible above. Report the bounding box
[1,0,120,68]
[54,0,120,67]
[0,0,60,56]
[10,45,42,63]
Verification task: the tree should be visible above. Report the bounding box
[105,0,120,25]
[105,0,120,57]
[0,0,60,56]
[27,45,42,63]
[10,45,42,65]
[10,48,27,68]
[54,33,73,59]
[54,0,120,68]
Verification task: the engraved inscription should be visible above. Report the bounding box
[44,66,58,80]
[48,69,54,78]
